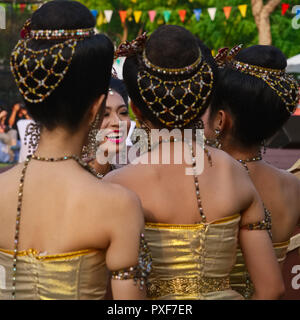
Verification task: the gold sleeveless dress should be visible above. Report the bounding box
[0,248,108,300]
[230,240,290,299]
[144,214,244,300]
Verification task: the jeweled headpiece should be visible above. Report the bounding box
[230,60,299,114]
[10,18,95,104]
[115,34,214,128]
[214,45,299,114]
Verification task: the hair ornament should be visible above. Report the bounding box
[20,19,32,39]
[214,44,243,68]
[11,19,95,104]
[230,60,299,114]
[114,32,148,59]
[137,48,214,128]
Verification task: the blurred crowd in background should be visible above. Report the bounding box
[0,101,31,163]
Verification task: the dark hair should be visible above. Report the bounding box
[16,1,114,132]
[210,45,296,147]
[109,78,129,108]
[123,25,217,129]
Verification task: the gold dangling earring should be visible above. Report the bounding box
[205,128,222,149]
[214,128,222,149]
[24,122,41,156]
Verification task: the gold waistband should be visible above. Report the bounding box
[147,276,231,298]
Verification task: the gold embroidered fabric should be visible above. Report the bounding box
[0,248,108,300]
[230,240,290,299]
[144,214,244,300]
[147,276,231,298]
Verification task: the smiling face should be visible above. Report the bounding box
[99,90,131,154]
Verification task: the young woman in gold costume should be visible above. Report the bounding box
[0,1,151,300]
[202,45,300,298]
[104,26,284,299]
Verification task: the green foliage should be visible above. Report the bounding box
[78,0,300,58]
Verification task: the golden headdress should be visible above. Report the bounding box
[10,18,95,104]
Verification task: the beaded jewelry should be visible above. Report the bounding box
[111,233,152,290]
[11,153,105,299]
[236,152,272,239]
[11,19,95,104]
[236,152,262,173]
[137,52,214,128]
[10,39,77,104]
[230,60,299,114]
[29,28,95,40]
[214,45,299,115]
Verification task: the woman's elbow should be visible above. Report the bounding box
[253,281,285,300]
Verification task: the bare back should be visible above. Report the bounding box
[244,161,300,243]
[104,144,262,225]
[0,160,141,256]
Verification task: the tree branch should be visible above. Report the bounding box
[251,0,263,26]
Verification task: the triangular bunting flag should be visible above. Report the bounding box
[282,3,289,16]
[119,10,127,24]
[223,6,232,20]
[207,8,217,21]
[193,9,202,21]
[163,10,171,23]
[238,4,247,18]
[97,11,104,26]
[90,9,98,18]
[19,3,26,13]
[148,10,156,23]
[178,9,186,23]
[104,10,113,23]
[133,11,142,23]
[31,4,38,11]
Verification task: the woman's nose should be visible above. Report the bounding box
[109,112,121,127]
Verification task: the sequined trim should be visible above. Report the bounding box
[111,233,152,290]
[0,248,98,260]
[241,219,271,232]
[145,213,240,229]
[147,276,231,298]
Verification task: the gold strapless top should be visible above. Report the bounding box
[0,248,108,300]
[230,240,290,299]
[144,214,244,300]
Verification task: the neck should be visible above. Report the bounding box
[35,125,88,158]
[221,139,262,161]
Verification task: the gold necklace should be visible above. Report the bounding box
[236,152,262,173]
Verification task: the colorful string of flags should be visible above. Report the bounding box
[94,5,248,25]
[87,3,297,25]
[0,3,296,24]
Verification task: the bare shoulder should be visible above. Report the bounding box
[0,164,23,198]
[208,147,248,178]
[93,178,144,227]
[274,165,300,201]
[104,163,153,188]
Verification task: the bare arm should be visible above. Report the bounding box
[105,187,148,300]
[239,188,285,299]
